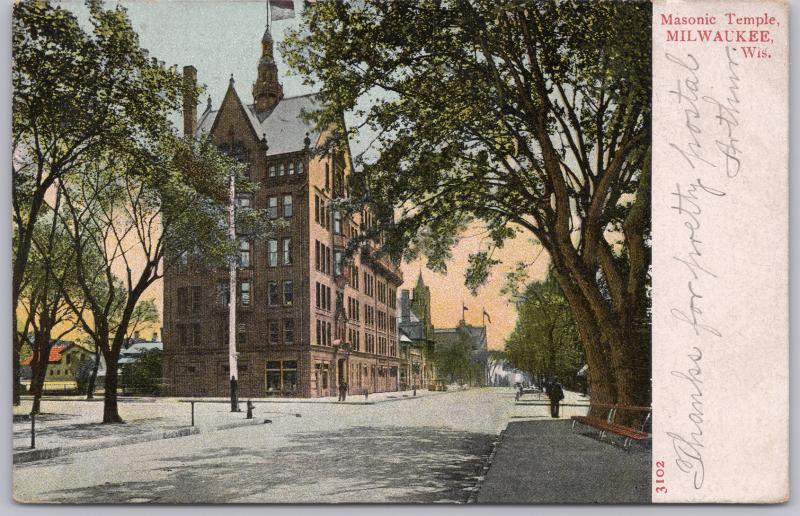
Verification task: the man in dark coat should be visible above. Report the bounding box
[548,378,565,418]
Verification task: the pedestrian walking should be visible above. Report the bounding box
[548,377,564,418]
[338,381,348,401]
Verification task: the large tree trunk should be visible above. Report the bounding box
[102,357,123,423]
[551,262,618,406]
[29,335,54,414]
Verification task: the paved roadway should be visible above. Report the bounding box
[14,388,514,503]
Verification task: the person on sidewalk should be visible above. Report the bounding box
[548,378,565,418]
[338,381,348,402]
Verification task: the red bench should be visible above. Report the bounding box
[571,403,651,450]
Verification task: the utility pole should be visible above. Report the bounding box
[228,171,240,412]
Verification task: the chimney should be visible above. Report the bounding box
[182,65,198,138]
[400,290,411,323]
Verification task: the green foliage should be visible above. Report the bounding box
[284,0,652,403]
[505,272,582,382]
[433,323,484,385]
[120,350,163,396]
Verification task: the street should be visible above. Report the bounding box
[14,388,513,503]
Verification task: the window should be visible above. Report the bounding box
[240,281,251,306]
[283,195,293,218]
[315,240,321,270]
[191,286,203,314]
[296,160,304,174]
[269,321,279,345]
[316,282,321,309]
[216,282,229,306]
[325,163,330,189]
[327,322,332,347]
[267,196,278,219]
[278,163,285,176]
[284,318,294,344]
[314,195,320,224]
[267,239,278,267]
[268,163,276,177]
[316,320,322,345]
[268,281,278,306]
[326,247,331,275]
[177,287,188,314]
[334,250,343,276]
[237,323,247,346]
[283,280,293,306]
[237,195,251,209]
[239,240,251,267]
[266,360,298,393]
[288,161,295,175]
[283,238,292,265]
[333,209,342,234]
[326,286,331,312]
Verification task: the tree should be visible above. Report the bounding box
[18,189,78,414]
[505,272,582,390]
[55,135,259,423]
[12,0,188,404]
[120,350,163,396]
[83,299,160,401]
[284,0,651,406]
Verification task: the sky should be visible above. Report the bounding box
[59,0,551,349]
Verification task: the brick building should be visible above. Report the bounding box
[163,26,402,398]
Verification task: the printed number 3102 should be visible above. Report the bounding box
[655,461,668,494]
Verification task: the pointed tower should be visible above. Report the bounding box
[411,272,433,339]
[252,26,284,114]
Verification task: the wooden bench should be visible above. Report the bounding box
[571,403,651,450]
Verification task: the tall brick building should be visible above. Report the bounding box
[163,26,402,398]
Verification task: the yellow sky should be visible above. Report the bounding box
[397,228,550,350]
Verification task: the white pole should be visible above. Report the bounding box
[228,171,239,410]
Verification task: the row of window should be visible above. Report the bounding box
[238,238,291,268]
[268,160,305,178]
[316,319,333,347]
[314,240,332,274]
[239,194,293,219]
[347,297,360,322]
[315,282,332,311]
[267,195,293,219]
[173,317,396,357]
[214,280,292,307]
[175,319,294,348]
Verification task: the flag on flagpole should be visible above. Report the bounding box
[270,0,295,21]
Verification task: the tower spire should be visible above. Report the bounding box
[252,3,283,113]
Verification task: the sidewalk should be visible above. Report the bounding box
[13,386,467,464]
[12,399,270,464]
[475,419,650,503]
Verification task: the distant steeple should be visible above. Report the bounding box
[252,24,284,114]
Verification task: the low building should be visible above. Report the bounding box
[20,341,93,392]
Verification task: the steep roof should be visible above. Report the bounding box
[20,342,83,366]
[198,90,323,157]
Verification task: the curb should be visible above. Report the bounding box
[13,419,268,465]
[467,424,508,504]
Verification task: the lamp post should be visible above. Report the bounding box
[228,169,239,412]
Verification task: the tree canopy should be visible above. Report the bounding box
[284,0,652,405]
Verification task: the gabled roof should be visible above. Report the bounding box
[20,342,85,366]
[198,86,323,157]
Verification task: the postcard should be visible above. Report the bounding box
[10,0,789,504]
